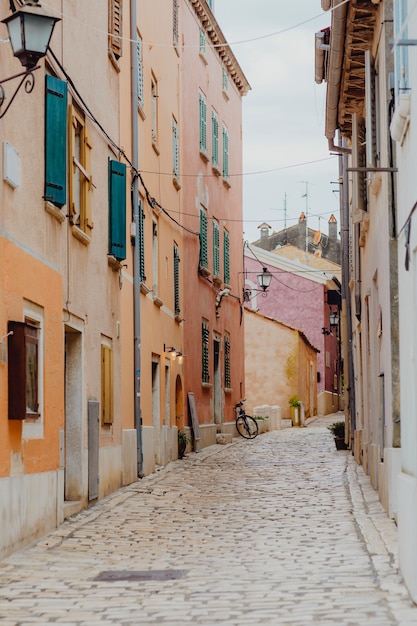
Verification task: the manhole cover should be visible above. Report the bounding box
[94,569,187,582]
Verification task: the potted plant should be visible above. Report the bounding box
[178,428,190,459]
[327,420,347,450]
[289,395,301,427]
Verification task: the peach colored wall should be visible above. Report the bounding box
[181,2,247,427]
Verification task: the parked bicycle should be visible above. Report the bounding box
[235,400,258,439]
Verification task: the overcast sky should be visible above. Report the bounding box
[214,1,340,243]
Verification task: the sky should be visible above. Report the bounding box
[213,1,340,243]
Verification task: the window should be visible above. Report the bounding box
[224,333,231,389]
[199,91,207,154]
[223,229,230,285]
[199,207,208,270]
[393,0,409,97]
[212,108,219,168]
[138,197,146,283]
[8,320,41,420]
[222,67,228,93]
[101,343,114,425]
[173,0,178,46]
[45,75,67,207]
[202,320,210,383]
[151,75,158,147]
[109,0,123,61]
[199,29,206,55]
[174,243,180,317]
[108,159,127,261]
[172,116,180,185]
[213,220,220,278]
[136,33,144,110]
[69,105,93,235]
[152,218,159,298]
[222,125,229,180]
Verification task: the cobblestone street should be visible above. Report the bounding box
[1,415,416,626]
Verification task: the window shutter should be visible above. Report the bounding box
[108,159,127,261]
[222,126,229,179]
[137,35,144,108]
[172,118,179,179]
[138,199,146,282]
[45,75,67,207]
[109,0,122,60]
[365,50,377,169]
[174,244,180,316]
[202,321,210,383]
[101,345,114,424]
[199,209,208,268]
[212,110,218,166]
[213,221,220,277]
[84,130,93,230]
[224,335,231,389]
[224,230,230,285]
[173,0,179,46]
[199,92,207,152]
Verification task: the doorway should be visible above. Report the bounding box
[64,327,83,501]
[152,357,161,465]
[213,335,221,426]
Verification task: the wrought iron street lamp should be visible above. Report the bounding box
[257,267,272,292]
[0,2,60,118]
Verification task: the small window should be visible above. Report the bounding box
[222,125,229,180]
[101,344,114,425]
[213,220,220,278]
[199,207,208,270]
[202,320,210,384]
[212,109,219,167]
[223,230,230,285]
[199,91,207,155]
[199,29,206,55]
[109,0,123,61]
[222,67,228,93]
[69,105,93,235]
[224,334,231,389]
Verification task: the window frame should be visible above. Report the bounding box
[199,90,207,156]
[101,342,114,426]
[108,0,123,63]
[69,104,93,237]
[212,220,220,279]
[222,124,229,181]
[199,207,208,271]
[202,319,210,384]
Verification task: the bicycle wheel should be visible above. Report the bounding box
[236,414,258,439]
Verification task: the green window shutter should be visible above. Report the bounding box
[45,75,67,207]
[212,110,218,166]
[213,221,220,277]
[222,126,229,179]
[202,321,210,383]
[224,230,230,285]
[224,335,231,389]
[199,92,207,152]
[174,244,180,316]
[199,209,208,268]
[108,159,127,261]
[138,199,146,282]
[137,36,144,108]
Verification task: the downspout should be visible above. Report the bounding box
[131,0,143,477]
[339,136,356,442]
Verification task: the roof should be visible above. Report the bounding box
[245,308,320,354]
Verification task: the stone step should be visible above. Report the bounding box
[216,433,233,445]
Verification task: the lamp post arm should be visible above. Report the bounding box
[0,66,38,119]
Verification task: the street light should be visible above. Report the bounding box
[0,2,60,118]
[257,267,272,292]
[322,308,340,335]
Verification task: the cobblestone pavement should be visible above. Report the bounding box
[1,414,417,626]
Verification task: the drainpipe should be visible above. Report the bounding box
[131,0,143,477]
[339,137,356,443]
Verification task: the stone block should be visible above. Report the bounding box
[216,433,233,445]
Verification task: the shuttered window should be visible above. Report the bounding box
[212,109,219,167]
[394,0,409,96]
[172,117,179,181]
[174,244,180,317]
[213,220,220,278]
[199,29,206,55]
[222,67,228,92]
[45,75,67,207]
[109,0,122,60]
[108,159,127,261]
[224,334,231,389]
[199,208,208,269]
[69,106,93,233]
[199,91,207,153]
[137,34,144,109]
[202,320,210,384]
[173,0,179,46]
[222,125,229,180]
[7,321,39,420]
[138,198,146,282]
[224,230,230,285]
[152,76,158,144]
[101,344,114,425]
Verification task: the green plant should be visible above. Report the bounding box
[327,421,345,438]
[253,415,269,421]
[289,395,301,407]
[178,428,190,445]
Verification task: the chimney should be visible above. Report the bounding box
[328,214,338,239]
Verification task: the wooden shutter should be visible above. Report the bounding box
[45,75,67,207]
[173,0,178,46]
[108,159,127,261]
[8,322,38,420]
[138,198,146,282]
[174,244,180,316]
[109,0,123,60]
[199,209,208,268]
[213,221,220,277]
[224,230,230,285]
[137,35,144,108]
[199,92,207,152]
[224,335,231,389]
[172,118,179,179]
[223,126,229,179]
[101,345,114,424]
[202,321,210,383]
[212,110,218,166]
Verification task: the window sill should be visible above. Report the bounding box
[224,387,233,394]
[199,266,211,278]
[44,201,65,223]
[138,104,146,121]
[199,51,208,65]
[140,282,151,295]
[173,176,181,191]
[108,50,121,72]
[202,382,212,390]
[212,164,221,177]
[107,255,123,272]
[153,295,163,308]
[200,149,209,163]
[222,89,229,102]
[152,141,160,155]
[71,225,91,246]
[223,178,231,189]
[213,275,222,287]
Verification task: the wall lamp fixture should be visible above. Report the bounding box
[0,1,60,118]
[164,344,185,364]
[243,267,273,301]
[322,309,339,335]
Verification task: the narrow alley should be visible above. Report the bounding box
[0,417,415,626]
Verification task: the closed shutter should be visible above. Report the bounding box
[108,159,127,261]
[45,75,67,207]
[224,335,231,389]
[109,0,122,60]
[101,345,114,424]
[222,126,229,179]
[212,110,218,166]
[137,35,144,108]
[174,244,180,316]
[224,230,230,285]
[202,321,210,383]
[138,199,146,282]
[213,221,220,277]
[199,92,207,152]
[199,209,208,268]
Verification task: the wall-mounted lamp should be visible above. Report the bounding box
[164,344,185,364]
[243,266,273,301]
[0,2,60,118]
[322,309,340,335]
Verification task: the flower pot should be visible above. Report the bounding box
[178,438,187,458]
[290,406,300,427]
[334,436,347,450]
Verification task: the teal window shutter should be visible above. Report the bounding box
[202,320,210,383]
[199,92,207,153]
[174,244,180,316]
[138,198,146,282]
[213,221,220,277]
[212,109,218,167]
[108,159,127,261]
[222,126,229,179]
[199,208,208,268]
[45,75,67,207]
[224,230,230,285]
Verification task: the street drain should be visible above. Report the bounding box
[94,569,187,582]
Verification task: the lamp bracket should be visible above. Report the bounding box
[0,66,39,119]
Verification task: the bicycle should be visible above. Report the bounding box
[235,400,258,439]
